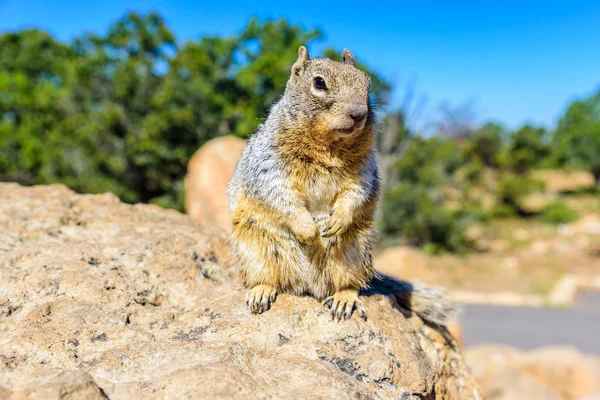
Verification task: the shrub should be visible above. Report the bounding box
[380,184,475,253]
[539,200,579,224]
[495,173,544,215]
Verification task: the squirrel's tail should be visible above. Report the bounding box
[398,281,456,327]
[373,275,457,327]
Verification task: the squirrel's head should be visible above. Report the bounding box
[284,46,372,138]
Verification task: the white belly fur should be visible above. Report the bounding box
[305,174,339,229]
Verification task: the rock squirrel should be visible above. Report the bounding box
[228,46,454,324]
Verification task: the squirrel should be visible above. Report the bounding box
[228,46,454,325]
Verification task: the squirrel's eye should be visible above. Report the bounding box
[313,77,327,91]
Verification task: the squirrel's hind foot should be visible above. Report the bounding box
[246,285,277,314]
[323,290,367,322]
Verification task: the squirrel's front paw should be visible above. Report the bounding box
[290,218,320,244]
[323,290,367,321]
[246,285,277,314]
[322,207,353,238]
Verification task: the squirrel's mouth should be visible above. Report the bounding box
[332,115,367,137]
[333,127,356,136]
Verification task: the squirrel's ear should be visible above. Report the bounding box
[342,48,355,66]
[291,46,310,84]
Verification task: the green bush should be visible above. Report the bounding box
[539,200,579,224]
[394,137,481,188]
[379,135,487,253]
[495,173,544,215]
[380,183,476,253]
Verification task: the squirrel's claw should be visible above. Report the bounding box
[322,218,344,238]
[322,209,352,238]
[246,285,277,314]
[323,290,367,322]
[321,223,341,238]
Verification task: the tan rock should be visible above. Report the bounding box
[466,344,600,400]
[6,370,108,400]
[480,369,563,400]
[0,183,480,400]
[488,239,510,253]
[447,320,464,349]
[581,393,600,400]
[374,246,433,283]
[532,169,595,194]
[520,192,556,214]
[571,214,600,236]
[521,346,600,399]
[184,135,246,231]
[465,344,525,378]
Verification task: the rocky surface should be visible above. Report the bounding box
[0,183,479,399]
[184,135,246,231]
[466,344,600,400]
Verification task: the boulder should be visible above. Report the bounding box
[0,183,480,399]
[466,344,600,400]
[374,246,433,283]
[519,192,556,214]
[2,370,108,400]
[446,320,464,349]
[184,135,246,231]
[532,169,596,194]
[520,346,600,399]
[581,393,600,400]
[478,369,563,400]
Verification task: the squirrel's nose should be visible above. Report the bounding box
[350,112,366,122]
[349,105,368,123]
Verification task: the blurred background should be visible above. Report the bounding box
[1,1,599,397]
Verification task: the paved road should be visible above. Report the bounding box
[460,290,600,355]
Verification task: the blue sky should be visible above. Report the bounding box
[1,0,599,130]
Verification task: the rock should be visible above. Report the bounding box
[3,370,108,400]
[532,169,595,194]
[520,193,556,214]
[184,135,246,231]
[480,369,563,400]
[0,183,480,399]
[530,239,551,255]
[374,246,433,283]
[466,344,600,400]
[570,214,600,236]
[446,320,464,349]
[501,256,519,270]
[465,344,525,379]
[512,228,529,242]
[520,346,600,399]
[464,223,487,245]
[581,393,600,400]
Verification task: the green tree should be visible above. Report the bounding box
[465,121,504,167]
[553,90,600,187]
[0,30,72,185]
[499,124,549,174]
[0,13,391,211]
